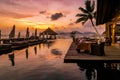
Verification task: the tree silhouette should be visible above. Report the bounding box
[76,0,101,39]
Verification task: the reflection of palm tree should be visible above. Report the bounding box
[77,63,97,80]
[86,68,95,80]
[77,62,120,80]
[25,48,29,59]
[8,52,15,66]
[76,0,100,39]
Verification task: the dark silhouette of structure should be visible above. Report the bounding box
[8,52,15,66]
[41,28,57,39]
[77,62,120,80]
[9,25,15,39]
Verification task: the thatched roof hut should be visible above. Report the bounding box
[41,28,57,35]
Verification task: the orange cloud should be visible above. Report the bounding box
[0,10,38,19]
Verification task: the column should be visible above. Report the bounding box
[111,23,116,44]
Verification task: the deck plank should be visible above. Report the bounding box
[64,42,120,63]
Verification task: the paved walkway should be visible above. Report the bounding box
[64,43,120,63]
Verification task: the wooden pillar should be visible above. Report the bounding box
[54,35,56,39]
[111,23,116,44]
[106,23,112,39]
[46,33,48,39]
[50,35,52,39]
[42,33,45,39]
[106,23,113,45]
[39,32,41,39]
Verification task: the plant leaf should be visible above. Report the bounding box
[76,17,87,23]
[79,7,89,14]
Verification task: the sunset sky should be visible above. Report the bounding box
[0,0,105,36]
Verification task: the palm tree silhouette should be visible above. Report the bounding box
[76,0,101,39]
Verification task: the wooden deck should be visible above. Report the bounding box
[64,42,120,63]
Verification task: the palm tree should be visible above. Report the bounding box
[76,0,101,39]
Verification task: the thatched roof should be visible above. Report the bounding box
[41,28,57,35]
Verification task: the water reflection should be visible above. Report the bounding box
[51,49,62,58]
[1,39,120,80]
[51,49,62,55]
[25,48,29,59]
[8,52,15,66]
[42,43,46,48]
[39,44,41,49]
[104,63,120,70]
[45,40,55,48]
[34,46,37,55]
[77,62,120,80]
[85,67,96,80]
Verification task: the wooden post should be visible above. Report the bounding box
[111,23,116,44]
[106,23,111,39]
[46,33,48,39]
[43,33,45,39]
[54,35,56,39]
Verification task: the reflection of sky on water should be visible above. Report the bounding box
[0,39,120,80]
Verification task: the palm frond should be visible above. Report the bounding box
[82,17,89,24]
[91,0,95,12]
[79,7,89,14]
[76,0,96,24]
[85,0,95,12]
[93,11,96,19]
[85,0,91,12]
[76,14,88,17]
[76,17,88,23]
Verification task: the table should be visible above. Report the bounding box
[78,41,96,54]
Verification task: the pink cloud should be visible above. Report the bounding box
[0,0,101,33]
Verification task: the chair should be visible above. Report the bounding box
[91,42,105,56]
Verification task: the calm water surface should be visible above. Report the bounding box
[0,39,120,80]
[0,39,86,80]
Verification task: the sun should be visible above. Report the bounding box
[34,25,52,30]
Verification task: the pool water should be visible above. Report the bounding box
[0,39,120,80]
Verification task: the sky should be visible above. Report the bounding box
[0,0,105,36]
